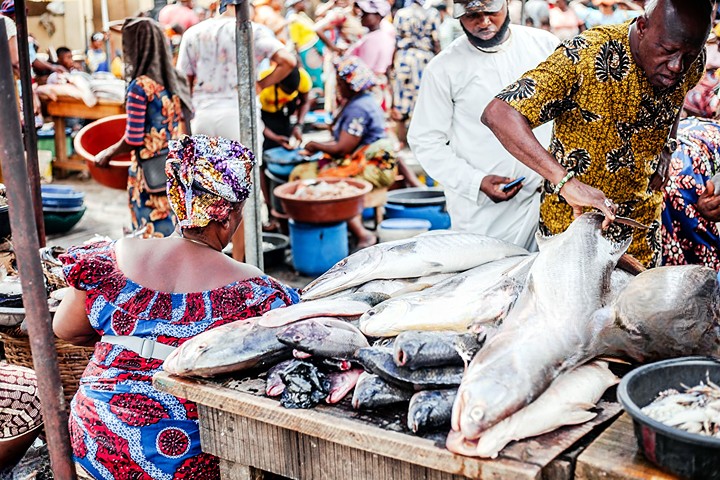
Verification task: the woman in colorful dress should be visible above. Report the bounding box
[292,56,397,249]
[54,135,300,479]
[390,0,440,150]
[662,117,720,270]
[95,17,193,237]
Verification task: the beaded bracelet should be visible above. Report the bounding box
[553,171,576,195]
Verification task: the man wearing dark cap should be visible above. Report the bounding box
[483,0,712,267]
[408,0,558,250]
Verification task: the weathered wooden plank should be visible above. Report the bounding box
[157,371,621,479]
[199,405,536,480]
[157,372,539,478]
[575,414,679,480]
[219,459,264,480]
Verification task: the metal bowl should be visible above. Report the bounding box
[617,356,720,479]
[273,177,372,224]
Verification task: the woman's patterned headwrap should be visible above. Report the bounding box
[166,135,256,229]
[335,56,376,93]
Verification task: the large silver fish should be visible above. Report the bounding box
[258,292,389,328]
[447,361,618,458]
[590,265,720,362]
[452,213,629,439]
[164,318,289,377]
[359,255,534,337]
[301,233,528,300]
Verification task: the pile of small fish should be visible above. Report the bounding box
[164,213,720,460]
[642,377,720,437]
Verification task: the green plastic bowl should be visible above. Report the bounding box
[43,207,86,235]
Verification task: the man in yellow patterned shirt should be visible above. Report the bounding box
[483,0,712,266]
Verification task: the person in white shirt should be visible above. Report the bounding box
[177,3,297,144]
[407,0,558,250]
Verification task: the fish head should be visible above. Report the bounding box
[453,377,515,439]
[359,299,411,336]
[276,319,332,350]
[408,401,436,432]
[393,335,422,367]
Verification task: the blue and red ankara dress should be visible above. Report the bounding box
[61,241,299,479]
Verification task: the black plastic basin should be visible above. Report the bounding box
[263,232,289,268]
[386,187,446,207]
[617,356,720,479]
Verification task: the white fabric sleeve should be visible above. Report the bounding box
[176,33,196,77]
[3,17,16,39]
[407,65,488,205]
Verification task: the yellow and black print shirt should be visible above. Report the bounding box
[498,21,704,266]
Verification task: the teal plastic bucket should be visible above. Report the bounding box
[289,220,348,276]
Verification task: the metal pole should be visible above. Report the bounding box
[14,0,46,247]
[101,0,111,60]
[520,0,527,26]
[0,20,76,480]
[233,0,264,269]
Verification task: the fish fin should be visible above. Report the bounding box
[616,254,646,276]
[595,356,631,365]
[609,236,632,261]
[563,408,598,425]
[535,230,560,251]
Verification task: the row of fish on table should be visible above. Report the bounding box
[164,212,720,459]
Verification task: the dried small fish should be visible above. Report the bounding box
[642,375,720,437]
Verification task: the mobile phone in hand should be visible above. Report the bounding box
[502,176,526,192]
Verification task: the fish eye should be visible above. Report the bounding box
[293,334,303,342]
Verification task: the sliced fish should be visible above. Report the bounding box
[301,233,528,300]
[453,213,629,439]
[357,347,464,390]
[258,292,389,328]
[408,389,457,433]
[447,361,618,458]
[351,372,414,409]
[164,318,289,378]
[360,255,533,337]
[276,318,369,360]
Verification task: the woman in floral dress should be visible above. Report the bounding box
[662,117,720,270]
[96,18,193,237]
[54,135,300,479]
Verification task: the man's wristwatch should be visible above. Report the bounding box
[664,137,679,152]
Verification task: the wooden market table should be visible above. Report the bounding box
[40,95,125,172]
[576,414,679,480]
[154,372,622,480]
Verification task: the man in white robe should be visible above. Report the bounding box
[407,0,558,250]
